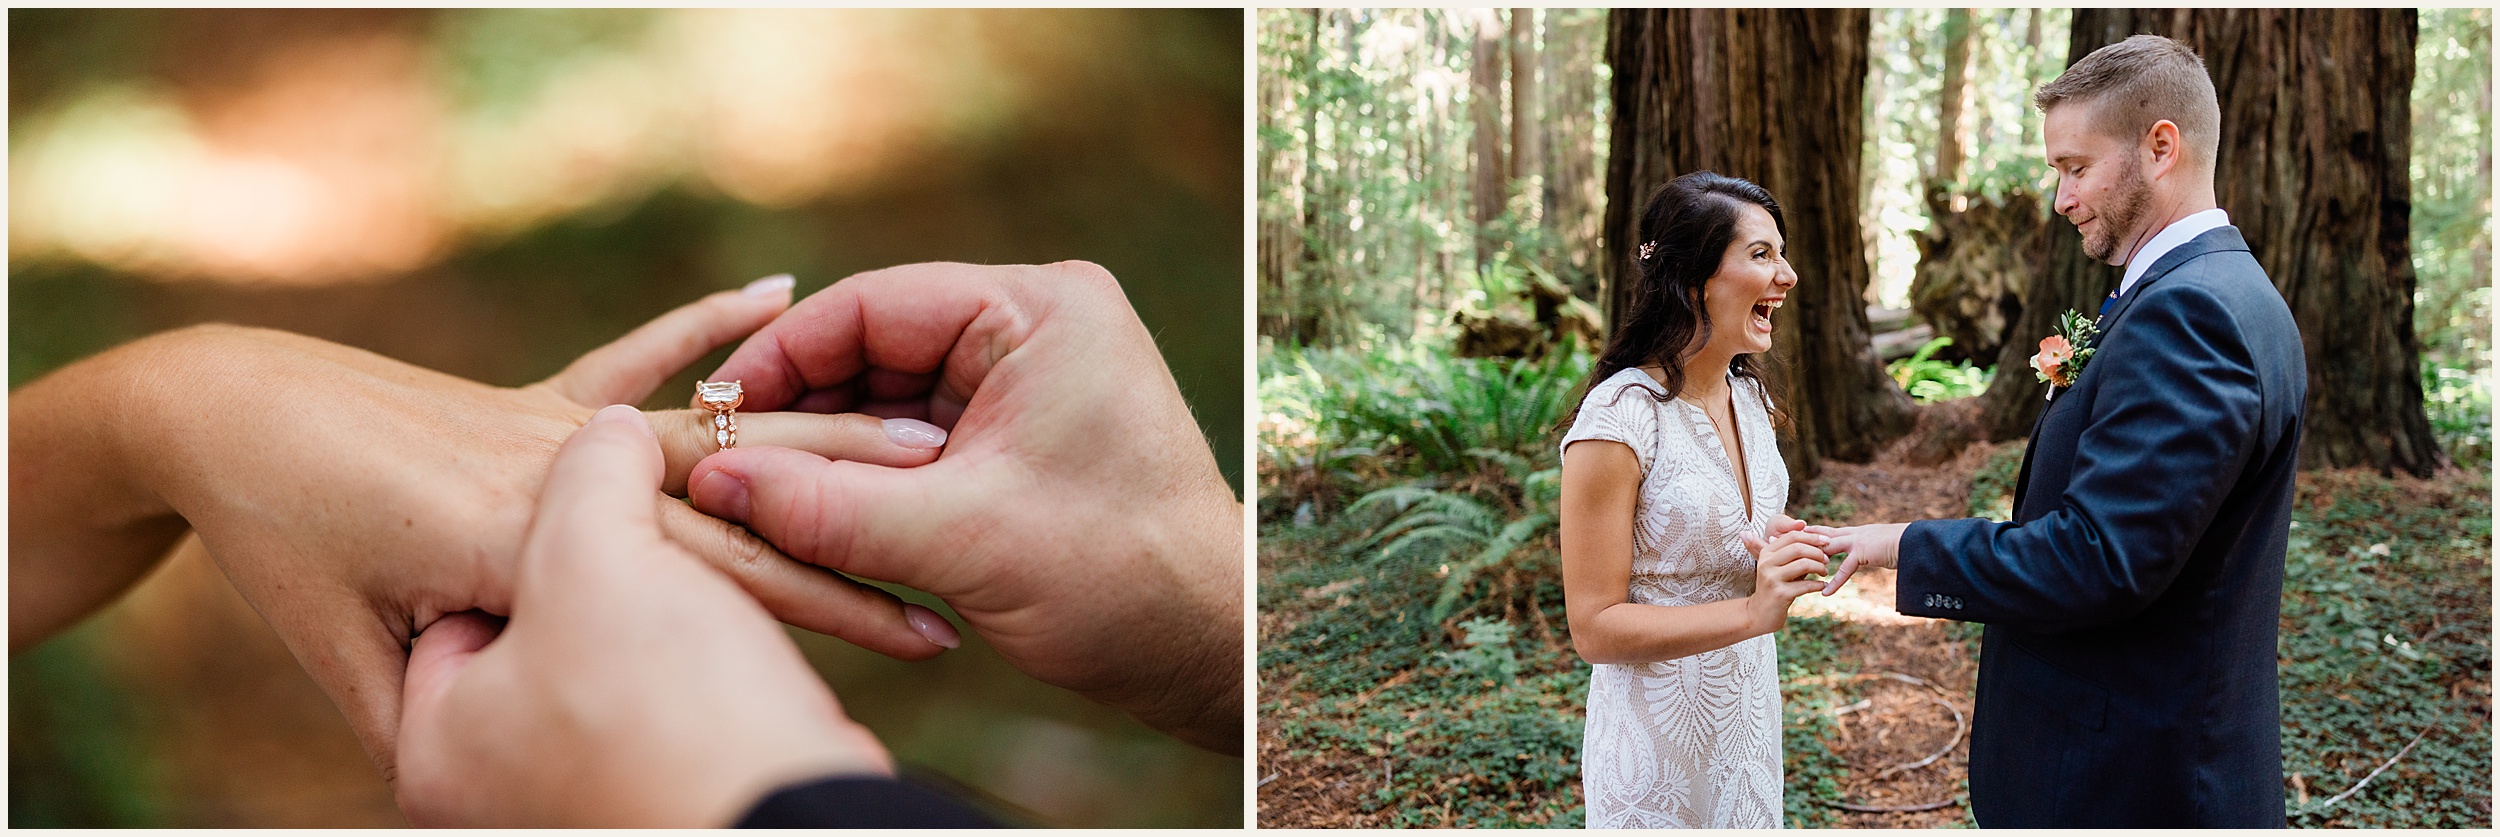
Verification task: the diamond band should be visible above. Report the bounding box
[695,380,743,451]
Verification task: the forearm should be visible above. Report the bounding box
[8,328,225,648]
[1571,598,1762,665]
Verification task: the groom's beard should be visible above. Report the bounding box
[2079,159,2150,263]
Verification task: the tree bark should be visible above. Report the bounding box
[1982,10,2443,475]
[1605,9,1916,494]
[1510,9,1542,221]
[1471,9,1509,272]
[1934,9,1973,191]
[1542,9,1605,301]
[2195,10,2442,474]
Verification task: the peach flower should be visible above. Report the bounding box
[2032,334,2074,387]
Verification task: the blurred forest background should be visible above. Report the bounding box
[9,8,1241,828]
[1257,8,2489,828]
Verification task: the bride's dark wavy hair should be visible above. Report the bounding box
[1567,171,1788,426]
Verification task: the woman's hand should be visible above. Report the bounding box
[1738,524,1830,635]
[396,407,889,827]
[10,278,952,787]
[1806,522,1910,595]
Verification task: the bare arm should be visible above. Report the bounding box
[1558,440,1827,665]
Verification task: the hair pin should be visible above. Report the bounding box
[1637,241,1657,261]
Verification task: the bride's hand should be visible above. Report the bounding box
[10,279,954,788]
[1806,522,1910,595]
[1738,525,1830,634]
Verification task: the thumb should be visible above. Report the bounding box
[395,611,501,826]
[399,611,501,738]
[687,445,958,592]
[520,405,673,591]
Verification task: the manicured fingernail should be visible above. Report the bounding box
[882,418,947,449]
[904,604,960,649]
[693,470,752,521]
[742,273,796,296]
[592,404,654,438]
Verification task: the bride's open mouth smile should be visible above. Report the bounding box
[1751,296,1783,334]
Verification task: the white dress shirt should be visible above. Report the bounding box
[2119,208,2231,296]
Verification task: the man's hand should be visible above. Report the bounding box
[395,406,891,827]
[687,261,1243,753]
[1806,522,1912,595]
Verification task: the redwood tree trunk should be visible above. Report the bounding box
[1934,9,1973,190]
[1510,8,1541,197]
[1605,9,1915,494]
[1471,9,1509,271]
[1983,10,2443,475]
[1543,9,1606,300]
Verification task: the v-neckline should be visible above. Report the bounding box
[1674,378,1755,525]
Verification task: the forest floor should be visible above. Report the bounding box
[1257,400,2491,828]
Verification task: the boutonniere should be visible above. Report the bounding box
[2031,309,2101,399]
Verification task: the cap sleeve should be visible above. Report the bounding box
[1560,374,1663,473]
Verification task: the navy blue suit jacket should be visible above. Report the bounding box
[1895,226,2305,827]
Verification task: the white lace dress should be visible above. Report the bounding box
[1560,367,1790,828]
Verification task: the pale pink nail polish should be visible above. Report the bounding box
[742,273,795,296]
[883,418,947,449]
[905,604,960,649]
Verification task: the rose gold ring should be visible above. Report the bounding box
[695,380,743,451]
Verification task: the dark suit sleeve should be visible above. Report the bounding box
[735,774,998,828]
[1895,283,2265,633]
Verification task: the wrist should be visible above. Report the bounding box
[1132,490,1244,752]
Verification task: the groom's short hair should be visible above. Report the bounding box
[2034,34,2221,169]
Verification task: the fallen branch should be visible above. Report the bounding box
[2305,727,2435,812]
[1875,695,1967,778]
[1257,773,1279,789]
[1819,796,1963,813]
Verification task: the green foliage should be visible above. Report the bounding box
[9,625,160,827]
[2410,9,2492,377]
[1964,442,2026,521]
[1256,8,1612,347]
[2276,472,2491,827]
[1260,340,1587,519]
[1344,479,1557,624]
[1886,337,1996,403]
[2422,357,2491,469]
[1792,479,1859,526]
[1777,616,1854,828]
[1263,513,1586,827]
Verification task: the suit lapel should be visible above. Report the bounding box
[2010,225,2252,514]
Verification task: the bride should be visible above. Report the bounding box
[1557,171,1834,827]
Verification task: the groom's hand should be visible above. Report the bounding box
[687,261,1244,753]
[397,406,890,827]
[1808,523,1911,595]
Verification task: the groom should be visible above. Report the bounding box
[1813,35,2304,827]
